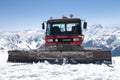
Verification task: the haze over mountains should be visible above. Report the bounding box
[0,24,120,56]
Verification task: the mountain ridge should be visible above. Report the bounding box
[83,24,120,56]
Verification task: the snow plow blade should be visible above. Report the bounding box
[8,49,112,64]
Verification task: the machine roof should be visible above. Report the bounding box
[47,18,81,23]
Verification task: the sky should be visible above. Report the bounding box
[0,0,120,31]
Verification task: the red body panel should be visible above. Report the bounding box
[45,35,84,46]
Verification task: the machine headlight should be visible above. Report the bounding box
[73,38,79,41]
[55,39,58,42]
[47,39,53,42]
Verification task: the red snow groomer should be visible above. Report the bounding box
[8,15,112,64]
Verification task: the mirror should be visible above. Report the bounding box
[83,22,87,29]
[42,23,45,29]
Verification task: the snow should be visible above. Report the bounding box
[0,50,120,80]
[83,25,120,56]
[0,50,8,63]
[0,29,45,50]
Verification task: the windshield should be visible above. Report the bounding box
[46,22,82,36]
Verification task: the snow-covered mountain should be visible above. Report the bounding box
[0,25,120,56]
[0,30,45,51]
[83,24,120,56]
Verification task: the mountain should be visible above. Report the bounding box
[83,24,120,56]
[0,30,45,51]
[0,25,120,56]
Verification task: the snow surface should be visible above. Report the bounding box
[0,51,120,80]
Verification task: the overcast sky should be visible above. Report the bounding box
[0,0,120,31]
